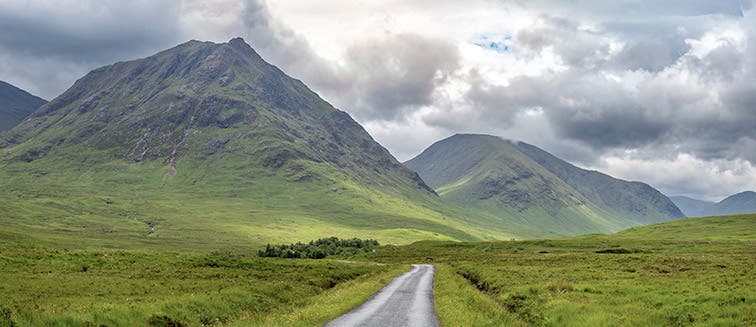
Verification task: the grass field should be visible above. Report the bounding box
[1,210,752,326]
[0,245,406,326]
[0,154,519,252]
[368,214,756,326]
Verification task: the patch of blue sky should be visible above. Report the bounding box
[471,34,513,54]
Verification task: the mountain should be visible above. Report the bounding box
[670,192,756,217]
[669,196,714,217]
[0,80,47,131]
[0,38,510,249]
[705,191,756,216]
[405,134,684,236]
[703,191,756,216]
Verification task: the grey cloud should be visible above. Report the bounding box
[240,0,334,81]
[0,1,187,98]
[611,37,690,72]
[516,18,612,70]
[519,0,746,19]
[339,34,460,120]
[237,2,460,122]
[0,1,182,62]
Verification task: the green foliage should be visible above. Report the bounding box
[148,315,185,327]
[0,306,17,327]
[258,237,379,259]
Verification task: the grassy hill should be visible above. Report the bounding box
[405,134,684,236]
[0,80,46,131]
[0,39,513,250]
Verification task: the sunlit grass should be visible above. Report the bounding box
[369,214,756,326]
[0,246,402,326]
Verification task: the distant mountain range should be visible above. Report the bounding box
[671,191,756,217]
[405,134,684,236]
[0,80,46,131]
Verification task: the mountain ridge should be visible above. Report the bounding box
[405,133,684,236]
[672,191,756,217]
[0,80,47,131]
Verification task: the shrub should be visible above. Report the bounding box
[257,237,379,259]
[148,314,185,327]
[0,307,16,327]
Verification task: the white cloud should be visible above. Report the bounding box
[590,153,756,201]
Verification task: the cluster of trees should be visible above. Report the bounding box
[257,237,380,259]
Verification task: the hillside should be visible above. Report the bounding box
[612,213,755,242]
[0,80,47,131]
[671,192,756,217]
[703,191,756,216]
[405,134,684,236]
[669,195,714,217]
[0,38,512,250]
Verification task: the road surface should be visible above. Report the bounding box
[325,264,439,327]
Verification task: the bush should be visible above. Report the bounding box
[0,307,16,327]
[257,237,379,259]
[502,293,544,325]
[148,314,185,327]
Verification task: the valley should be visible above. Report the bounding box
[0,27,752,327]
[1,214,752,326]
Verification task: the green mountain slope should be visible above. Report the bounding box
[512,141,684,224]
[703,191,756,216]
[671,192,756,217]
[0,38,511,250]
[0,80,47,131]
[405,134,684,236]
[670,195,715,217]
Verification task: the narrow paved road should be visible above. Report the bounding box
[325,264,440,327]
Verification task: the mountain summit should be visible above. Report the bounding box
[406,134,684,236]
[0,38,502,248]
[0,80,46,131]
[4,38,429,192]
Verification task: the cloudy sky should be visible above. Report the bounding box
[1,0,754,201]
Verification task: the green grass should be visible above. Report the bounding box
[432,263,525,326]
[0,214,752,326]
[367,214,756,326]
[0,153,511,251]
[233,264,408,326]
[0,245,404,326]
